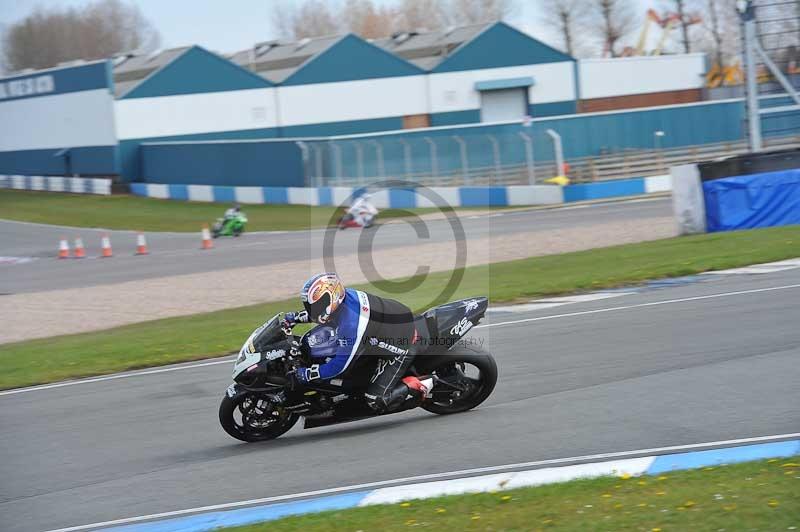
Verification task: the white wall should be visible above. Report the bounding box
[578,54,707,99]
[428,62,577,114]
[0,89,116,151]
[278,75,428,126]
[114,87,277,140]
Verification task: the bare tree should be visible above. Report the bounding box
[588,0,638,57]
[539,0,590,57]
[444,0,516,25]
[341,0,399,39]
[1,0,160,72]
[395,0,447,31]
[271,0,340,39]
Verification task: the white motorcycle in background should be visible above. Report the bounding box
[338,194,379,229]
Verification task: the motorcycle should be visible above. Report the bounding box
[337,211,377,230]
[219,297,497,442]
[212,213,248,238]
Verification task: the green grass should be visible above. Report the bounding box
[0,189,446,232]
[0,225,798,390]
[223,457,800,532]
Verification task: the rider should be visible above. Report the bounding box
[347,194,378,227]
[282,272,431,414]
[223,203,242,220]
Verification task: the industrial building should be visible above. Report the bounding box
[2,21,717,185]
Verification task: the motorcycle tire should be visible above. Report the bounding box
[219,393,299,442]
[416,344,498,415]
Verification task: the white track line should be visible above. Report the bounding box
[3,283,799,397]
[44,432,800,532]
[0,358,233,397]
[477,283,800,329]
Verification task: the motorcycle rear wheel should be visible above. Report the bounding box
[417,344,497,415]
[219,393,299,442]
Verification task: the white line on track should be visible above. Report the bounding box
[44,432,800,532]
[3,283,799,397]
[0,358,233,397]
[477,283,800,329]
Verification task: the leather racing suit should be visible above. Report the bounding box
[293,288,421,413]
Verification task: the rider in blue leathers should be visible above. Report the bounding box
[282,273,429,413]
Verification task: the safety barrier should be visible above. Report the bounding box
[0,174,111,195]
[129,175,671,208]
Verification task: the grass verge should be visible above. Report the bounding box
[0,189,447,232]
[1,225,798,390]
[222,456,800,532]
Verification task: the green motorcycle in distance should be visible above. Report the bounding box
[211,212,248,238]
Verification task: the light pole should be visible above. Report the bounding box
[653,130,665,150]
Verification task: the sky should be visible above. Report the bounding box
[0,0,658,56]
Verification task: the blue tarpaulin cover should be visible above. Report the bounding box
[703,168,800,232]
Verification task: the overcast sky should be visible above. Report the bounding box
[0,0,658,55]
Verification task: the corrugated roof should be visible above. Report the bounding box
[373,23,491,70]
[111,46,191,97]
[227,35,343,83]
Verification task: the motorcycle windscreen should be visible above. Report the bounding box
[247,315,284,354]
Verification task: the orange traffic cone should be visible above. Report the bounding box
[101,234,113,258]
[201,224,213,250]
[73,237,86,259]
[58,237,70,259]
[135,232,149,255]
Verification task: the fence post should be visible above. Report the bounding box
[399,139,412,181]
[487,134,501,183]
[354,141,365,186]
[295,141,310,186]
[310,143,324,187]
[369,139,385,180]
[423,136,438,180]
[330,141,343,184]
[545,129,564,178]
[453,135,468,185]
[518,131,536,185]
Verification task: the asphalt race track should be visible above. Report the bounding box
[0,197,671,293]
[1,267,798,532]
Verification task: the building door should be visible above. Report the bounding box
[480,88,527,122]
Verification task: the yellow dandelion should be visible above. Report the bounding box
[620,473,632,480]
[435,508,446,514]
[602,493,612,498]
[703,467,715,471]
[652,528,662,532]
[471,515,481,520]
[501,495,512,502]
[405,518,417,525]
[542,519,553,525]
[768,500,779,507]
[657,476,668,481]
[684,500,696,508]
[656,491,666,496]
[781,463,799,468]
[638,503,647,507]
[638,480,647,486]
[768,458,779,462]
[723,504,737,511]
[614,503,623,509]
[400,502,411,508]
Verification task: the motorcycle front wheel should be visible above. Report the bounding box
[219,393,299,442]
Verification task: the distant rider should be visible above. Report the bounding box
[223,203,242,220]
[347,194,378,228]
[282,272,431,414]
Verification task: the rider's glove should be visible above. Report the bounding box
[291,364,320,386]
[281,311,308,334]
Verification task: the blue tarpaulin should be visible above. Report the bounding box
[703,168,800,232]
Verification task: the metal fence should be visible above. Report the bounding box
[298,131,800,187]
